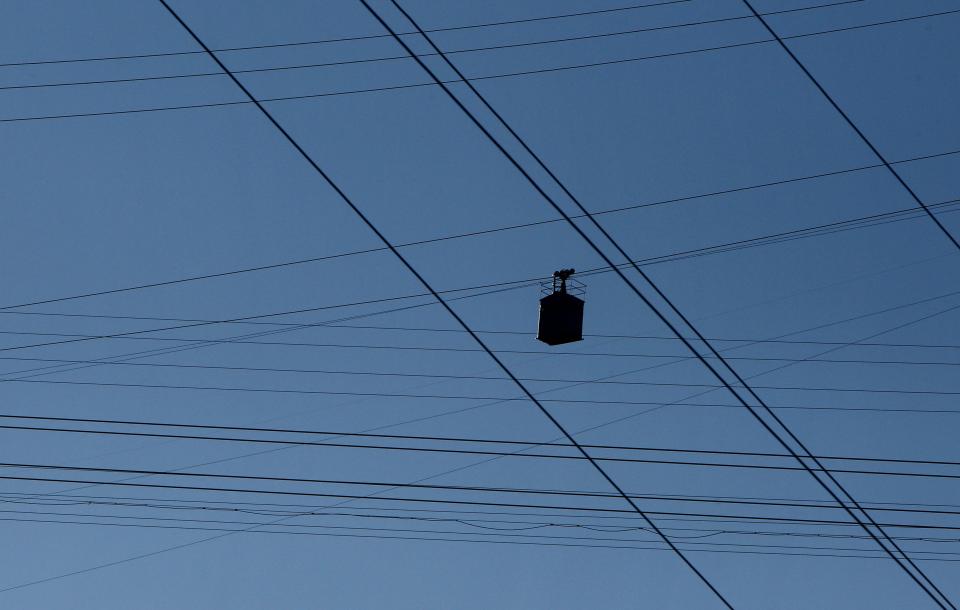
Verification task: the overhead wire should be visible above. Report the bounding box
[311,324,960,351]
[507,298,960,510]
[5,412,960,470]
[3,346,960,371]
[10,462,960,516]
[0,272,545,356]
[0,0,697,68]
[0,191,960,338]
[0,192,957,317]
[4,426,960,480]
[0,296,676,595]
[149,3,742,607]
[0,351,703,600]
[372,0,958,605]
[0,328,745,595]
[0,0,944,596]
[2,8,958,124]
[10,488,960,596]
[9,487,960,523]
[741,0,960,253]
[18,202,918,526]
[6,416,960,471]
[9,491,960,543]
[4,328,960,360]
[3,5,916,452]
[744,2,960,598]
[6,369,960,398]
[5,511,959,563]
[0,0,872,93]
[4,486,960,555]
[2,269,954,485]
[1,263,956,442]
[6,489,960,534]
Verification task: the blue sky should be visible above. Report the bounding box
[0,0,958,608]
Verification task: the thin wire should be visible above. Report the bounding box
[6,513,959,563]
[2,191,957,315]
[752,1,960,602]
[10,487,960,521]
[0,271,544,355]
[9,493,960,540]
[10,448,960,596]
[378,1,956,606]
[10,462,960,515]
[0,0,697,69]
[742,0,960,254]
[8,367,960,397]
[0,305,660,593]
[0,473,742,523]
[3,9,958,124]
[0,1,940,592]
[3,262,957,431]
[5,349,960,373]
[6,489,960,533]
[2,251,958,348]
[312,324,960,351]
[6,426,960,480]
[5,503,960,558]
[0,1,871,93]
[7,413,960,468]
[149,3,740,607]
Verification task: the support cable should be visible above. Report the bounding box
[7,426,960,480]
[740,0,960,253]
[5,8,959,125]
[368,1,956,606]
[0,0,873,93]
[152,2,740,607]
[0,0,695,69]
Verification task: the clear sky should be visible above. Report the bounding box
[0,0,958,608]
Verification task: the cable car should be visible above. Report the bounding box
[537,269,585,346]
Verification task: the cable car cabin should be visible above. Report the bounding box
[537,269,585,346]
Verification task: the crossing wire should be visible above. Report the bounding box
[0,271,544,356]
[152,2,743,608]
[5,412,960,468]
[5,328,960,360]
[0,191,957,316]
[372,0,957,606]
[8,489,960,534]
[6,512,960,563]
[741,0,960,253]
[0,0,871,93]
[743,2,960,604]
[1,279,957,357]
[0,199,956,365]
[0,183,957,314]
[0,0,696,68]
[3,507,955,550]
[5,346,960,369]
[6,424,960,480]
[9,487,960,524]
[1,1,944,600]
[13,461,960,518]
[7,372,960,399]
[3,8,958,124]
[12,491,960,538]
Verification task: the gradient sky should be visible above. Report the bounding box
[0,1,958,608]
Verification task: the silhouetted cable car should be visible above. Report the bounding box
[537,269,585,346]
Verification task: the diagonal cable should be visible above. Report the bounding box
[739,0,960,252]
[366,0,956,606]
[151,1,740,607]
